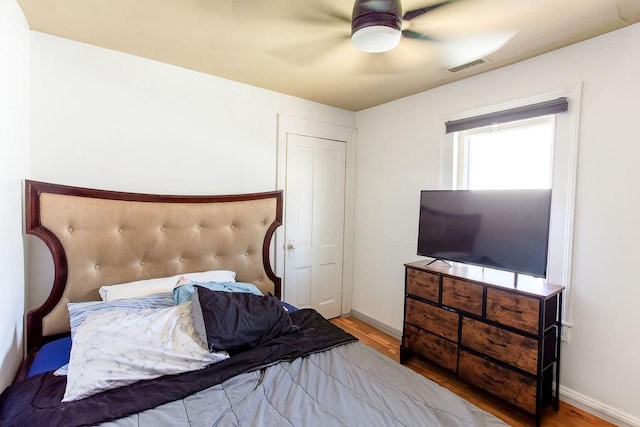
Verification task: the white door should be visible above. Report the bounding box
[284,134,346,319]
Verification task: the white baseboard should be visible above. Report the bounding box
[345,311,639,427]
[560,385,640,427]
[347,309,402,340]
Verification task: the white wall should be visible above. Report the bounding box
[0,0,29,391]
[26,32,355,309]
[354,23,640,424]
[29,32,354,196]
[13,13,640,425]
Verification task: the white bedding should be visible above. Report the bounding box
[98,270,237,301]
[63,302,228,402]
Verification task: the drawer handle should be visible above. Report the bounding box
[486,337,507,348]
[483,374,504,384]
[499,305,523,314]
[453,292,471,299]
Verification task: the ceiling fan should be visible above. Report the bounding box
[232,0,517,70]
[350,0,516,65]
[352,0,446,53]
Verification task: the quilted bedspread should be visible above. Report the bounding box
[104,341,507,427]
[1,309,506,427]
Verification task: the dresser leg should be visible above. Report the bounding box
[400,346,409,364]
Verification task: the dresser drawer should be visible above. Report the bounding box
[461,317,538,374]
[404,324,458,372]
[442,277,483,316]
[406,268,440,302]
[405,298,459,342]
[458,350,537,414]
[486,288,540,334]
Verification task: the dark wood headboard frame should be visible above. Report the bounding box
[22,180,283,369]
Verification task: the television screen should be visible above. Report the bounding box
[417,189,552,277]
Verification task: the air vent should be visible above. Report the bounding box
[447,58,487,73]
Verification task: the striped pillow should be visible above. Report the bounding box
[54,293,174,376]
[68,293,175,337]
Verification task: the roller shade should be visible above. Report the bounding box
[445,97,568,134]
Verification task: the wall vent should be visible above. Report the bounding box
[447,58,487,73]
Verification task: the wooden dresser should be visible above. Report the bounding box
[400,260,564,424]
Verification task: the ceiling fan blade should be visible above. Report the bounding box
[269,33,351,66]
[352,52,398,75]
[401,29,438,41]
[351,39,442,75]
[438,30,517,67]
[303,2,351,24]
[231,0,350,26]
[406,0,529,38]
[403,1,454,21]
[229,0,351,57]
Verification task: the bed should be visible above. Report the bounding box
[0,180,507,427]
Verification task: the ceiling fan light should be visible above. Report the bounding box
[352,25,401,53]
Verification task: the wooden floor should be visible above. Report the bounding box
[330,316,613,427]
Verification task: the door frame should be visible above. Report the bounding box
[275,114,357,315]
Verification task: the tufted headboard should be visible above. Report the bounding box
[24,180,283,354]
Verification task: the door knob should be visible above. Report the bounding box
[287,240,295,259]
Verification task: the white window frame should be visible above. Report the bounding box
[440,83,582,341]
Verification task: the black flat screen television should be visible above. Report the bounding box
[417,189,552,278]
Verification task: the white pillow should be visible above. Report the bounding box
[98,270,237,301]
[62,302,229,402]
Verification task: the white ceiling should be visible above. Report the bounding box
[17,0,640,111]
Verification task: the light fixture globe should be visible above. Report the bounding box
[352,26,402,53]
[351,0,402,53]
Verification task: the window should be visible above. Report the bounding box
[454,116,555,190]
[440,85,583,341]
